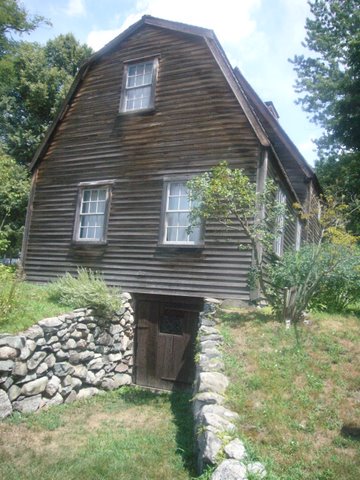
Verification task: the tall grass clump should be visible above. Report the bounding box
[0,265,20,323]
[48,268,122,319]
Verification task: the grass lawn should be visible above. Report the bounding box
[0,387,204,480]
[0,281,69,333]
[220,308,360,480]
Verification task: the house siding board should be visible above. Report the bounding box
[24,25,260,300]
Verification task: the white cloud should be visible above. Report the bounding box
[66,0,86,17]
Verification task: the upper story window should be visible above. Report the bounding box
[274,188,286,256]
[73,181,113,244]
[120,58,158,112]
[161,181,202,246]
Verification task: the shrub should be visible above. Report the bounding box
[48,268,122,319]
[0,265,20,322]
[267,243,360,320]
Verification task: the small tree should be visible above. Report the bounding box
[0,149,30,256]
[187,161,286,305]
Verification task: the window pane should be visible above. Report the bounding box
[90,190,98,201]
[167,212,179,227]
[81,201,89,214]
[170,183,181,196]
[89,202,97,213]
[168,196,179,210]
[83,190,91,201]
[97,201,106,214]
[178,212,189,226]
[98,189,107,201]
[145,62,153,74]
[179,195,189,210]
[189,225,201,243]
[166,227,177,242]
[177,227,187,242]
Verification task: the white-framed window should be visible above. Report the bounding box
[73,182,113,243]
[295,218,302,251]
[120,58,158,112]
[161,181,202,245]
[274,188,286,256]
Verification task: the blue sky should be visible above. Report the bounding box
[21,0,321,166]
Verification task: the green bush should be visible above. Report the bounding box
[0,265,20,322]
[267,243,360,319]
[48,268,122,319]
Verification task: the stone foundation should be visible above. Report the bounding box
[0,292,134,419]
[193,298,266,480]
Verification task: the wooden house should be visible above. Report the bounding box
[22,16,320,389]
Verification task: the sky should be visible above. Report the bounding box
[20,0,322,166]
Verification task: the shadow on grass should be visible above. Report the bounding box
[170,391,197,477]
[220,308,276,327]
[115,386,197,476]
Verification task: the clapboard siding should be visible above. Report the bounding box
[24,25,260,300]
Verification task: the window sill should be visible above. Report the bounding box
[118,107,155,116]
[71,240,108,247]
[157,242,204,249]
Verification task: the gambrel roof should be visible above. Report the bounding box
[30,15,320,202]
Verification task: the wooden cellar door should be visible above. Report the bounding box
[135,295,202,390]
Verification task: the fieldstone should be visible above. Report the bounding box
[121,292,132,301]
[224,438,247,461]
[211,460,247,480]
[38,316,63,331]
[2,375,13,390]
[120,336,130,352]
[87,323,96,330]
[198,372,229,395]
[108,353,122,362]
[202,411,236,434]
[44,392,63,407]
[63,338,77,350]
[77,339,87,350]
[0,390,12,418]
[199,357,225,373]
[94,369,106,385]
[26,339,36,352]
[65,390,77,403]
[113,373,131,386]
[45,354,56,368]
[201,405,239,421]
[193,392,226,418]
[21,376,48,396]
[13,394,42,413]
[199,430,222,465]
[109,324,123,336]
[97,332,113,346]
[12,362,28,377]
[53,362,74,377]
[85,371,96,385]
[62,375,72,387]
[247,462,266,479]
[0,335,25,350]
[70,330,83,339]
[79,350,94,362]
[77,387,99,400]
[71,377,82,390]
[73,364,88,380]
[88,358,105,371]
[57,328,67,338]
[61,385,73,396]
[8,384,21,401]
[24,325,44,340]
[36,362,48,376]
[104,363,116,373]
[51,342,62,352]
[19,345,31,360]
[16,372,37,384]
[56,350,69,361]
[0,360,14,372]
[114,363,128,373]
[46,375,61,397]
[27,351,47,370]
[36,338,46,346]
[68,351,80,364]
[47,336,58,344]
[0,346,18,360]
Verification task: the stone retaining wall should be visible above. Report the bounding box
[193,298,267,480]
[0,292,134,419]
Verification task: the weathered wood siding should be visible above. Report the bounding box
[24,25,261,300]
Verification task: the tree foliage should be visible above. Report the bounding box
[291,0,360,234]
[187,161,287,305]
[0,34,92,163]
[0,149,30,256]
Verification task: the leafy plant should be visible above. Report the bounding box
[48,268,122,319]
[0,264,21,322]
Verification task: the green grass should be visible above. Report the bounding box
[0,386,207,480]
[0,281,69,333]
[220,307,360,480]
